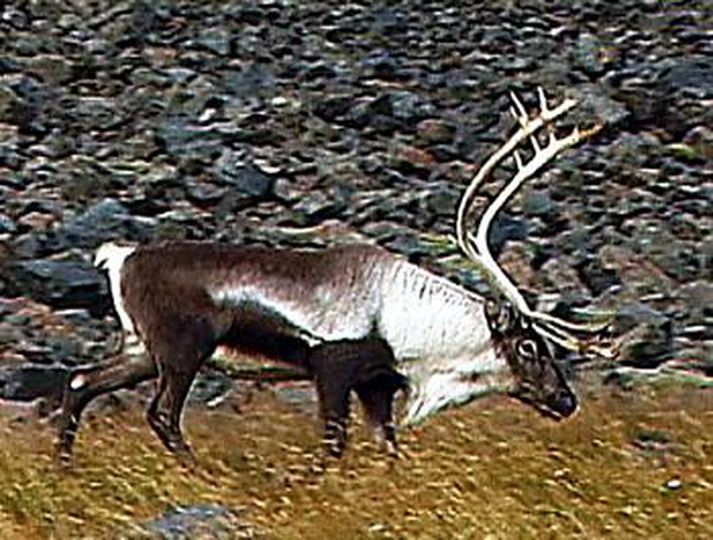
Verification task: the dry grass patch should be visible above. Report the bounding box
[0,385,710,539]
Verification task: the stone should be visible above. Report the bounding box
[212,156,275,201]
[290,189,349,226]
[0,364,69,402]
[573,83,630,128]
[22,54,74,85]
[0,212,17,234]
[615,303,674,368]
[143,505,254,540]
[576,256,622,297]
[271,382,318,416]
[682,125,713,160]
[51,198,154,252]
[657,56,712,100]
[157,119,224,158]
[421,185,459,217]
[415,118,458,146]
[344,91,435,131]
[0,84,22,121]
[221,63,276,98]
[3,259,109,315]
[571,34,607,77]
[488,215,530,259]
[521,191,556,217]
[194,28,231,56]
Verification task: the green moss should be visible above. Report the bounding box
[666,143,701,163]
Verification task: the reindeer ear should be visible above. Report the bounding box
[485,300,516,336]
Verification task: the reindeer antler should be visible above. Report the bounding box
[456,87,615,358]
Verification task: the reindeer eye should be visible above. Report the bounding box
[517,339,538,360]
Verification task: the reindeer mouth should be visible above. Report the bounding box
[510,391,578,421]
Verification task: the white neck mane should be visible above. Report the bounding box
[375,261,512,425]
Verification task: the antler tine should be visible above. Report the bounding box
[455,91,578,269]
[511,90,543,153]
[536,86,549,114]
[533,322,617,359]
[509,91,528,124]
[469,117,600,316]
[455,88,610,356]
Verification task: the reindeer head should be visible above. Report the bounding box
[455,88,615,419]
[485,301,577,419]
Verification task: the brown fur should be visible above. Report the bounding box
[56,242,405,460]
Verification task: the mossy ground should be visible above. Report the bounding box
[0,383,711,539]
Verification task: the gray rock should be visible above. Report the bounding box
[488,215,530,259]
[157,119,225,158]
[571,34,607,78]
[0,84,22,121]
[51,198,154,252]
[271,382,318,416]
[675,281,713,321]
[21,54,74,85]
[185,182,228,206]
[221,63,276,98]
[576,256,622,297]
[521,191,556,217]
[415,118,458,146]
[421,185,459,217]
[71,97,122,129]
[0,364,68,402]
[657,56,713,100]
[312,94,353,122]
[0,212,16,234]
[616,303,674,368]
[143,505,253,540]
[212,156,275,209]
[573,84,630,127]
[193,28,231,56]
[359,50,404,81]
[3,259,109,315]
[344,91,435,130]
[291,191,347,226]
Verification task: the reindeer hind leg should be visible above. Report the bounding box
[55,353,157,462]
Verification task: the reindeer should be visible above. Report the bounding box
[55,88,613,462]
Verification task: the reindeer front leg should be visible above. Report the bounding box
[309,338,404,457]
[354,371,406,457]
[310,345,354,457]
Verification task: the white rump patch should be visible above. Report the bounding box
[94,242,137,334]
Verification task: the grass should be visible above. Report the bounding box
[0,383,711,539]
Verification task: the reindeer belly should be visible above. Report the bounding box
[219,299,312,367]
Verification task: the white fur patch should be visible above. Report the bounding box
[210,287,375,345]
[376,262,490,361]
[400,349,512,425]
[69,374,87,390]
[124,334,146,356]
[94,242,137,334]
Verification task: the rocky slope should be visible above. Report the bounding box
[0,0,711,405]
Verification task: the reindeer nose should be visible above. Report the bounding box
[554,392,578,417]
